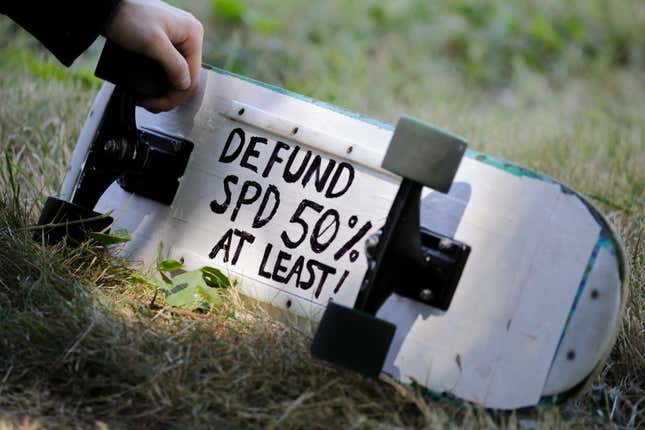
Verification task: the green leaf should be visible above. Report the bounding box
[158,259,184,272]
[200,266,230,288]
[197,285,223,307]
[160,267,231,311]
[165,270,206,310]
[165,284,205,310]
[130,273,170,291]
[89,228,131,245]
[164,284,223,311]
[170,270,204,292]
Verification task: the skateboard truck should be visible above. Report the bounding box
[37,42,193,244]
[311,116,471,377]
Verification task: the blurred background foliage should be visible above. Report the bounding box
[1,0,644,111]
[201,0,645,88]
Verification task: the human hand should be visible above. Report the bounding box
[101,0,204,112]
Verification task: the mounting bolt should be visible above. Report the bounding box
[439,239,453,251]
[420,289,433,301]
[103,138,127,160]
[365,233,380,250]
[103,139,117,153]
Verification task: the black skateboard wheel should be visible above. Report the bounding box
[36,196,114,245]
[311,301,396,378]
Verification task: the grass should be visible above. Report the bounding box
[0,0,644,428]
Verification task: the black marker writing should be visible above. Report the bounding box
[209,228,256,265]
[258,243,338,299]
[218,128,355,198]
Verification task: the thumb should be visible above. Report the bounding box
[148,34,191,91]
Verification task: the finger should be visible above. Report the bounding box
[186,22,204,91]
[173,20,203,93]
[146,31,191,91]
[139,89,189,112]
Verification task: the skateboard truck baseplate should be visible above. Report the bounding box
[37,42,193,244]
[311,116,471,378]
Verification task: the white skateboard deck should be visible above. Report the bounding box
[60,68,626,410]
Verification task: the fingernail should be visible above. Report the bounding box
[180,75,191,90]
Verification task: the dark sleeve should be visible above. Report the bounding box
[0,0,122,66]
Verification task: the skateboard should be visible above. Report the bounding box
[38,43,627,410]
